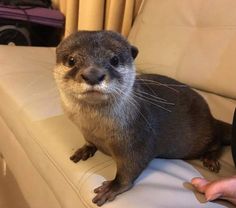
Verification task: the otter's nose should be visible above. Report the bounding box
[81,67,106,85]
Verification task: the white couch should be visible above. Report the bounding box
[0,0,236,207]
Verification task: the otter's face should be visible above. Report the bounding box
[54,31,138,105]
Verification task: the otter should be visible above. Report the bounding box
[54,31,233,206]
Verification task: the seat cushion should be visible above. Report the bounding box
[0,44,235,208]
[128,0,236,100]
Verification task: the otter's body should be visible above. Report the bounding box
[54,31,232,206]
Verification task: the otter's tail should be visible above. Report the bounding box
[231,108,236,166]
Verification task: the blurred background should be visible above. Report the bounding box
[0,0,143,47]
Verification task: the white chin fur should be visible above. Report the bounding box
[81,81,108,93]
[55,64,136,106]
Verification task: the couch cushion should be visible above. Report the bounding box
[0,44,235,208]
[128,0,236,100]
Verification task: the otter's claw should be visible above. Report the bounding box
[70,145,97,163]
[92,180,132,206]
[202,158,221,173]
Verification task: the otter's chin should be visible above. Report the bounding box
[79,91,109,104]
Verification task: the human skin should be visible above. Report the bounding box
[191,176,236,205]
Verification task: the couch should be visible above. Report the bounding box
[0,0,236,207]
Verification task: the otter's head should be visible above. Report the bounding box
[54,31,138,106]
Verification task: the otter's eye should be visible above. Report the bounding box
[110,56,119,67]
[67,56,76,67]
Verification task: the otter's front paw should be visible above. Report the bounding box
[202,157,221,173]
[70,145,97,163]
[92,180,132,206]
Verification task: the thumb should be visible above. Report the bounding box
[204,176,236,203]
[191,177,210,193]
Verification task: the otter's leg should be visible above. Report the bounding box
[201,141,222,173]
[92,156,150,206]
[70,143,97,163]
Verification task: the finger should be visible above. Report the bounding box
[205,177,236,202]
[191,177,210,193]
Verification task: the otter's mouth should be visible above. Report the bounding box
[79,89,109,104]
[82,89,106,95]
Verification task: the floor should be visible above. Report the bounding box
[0,165,30,208]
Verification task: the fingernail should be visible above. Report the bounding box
[191,178,207,187]
[206,193,222,201]
[191,181,198,186]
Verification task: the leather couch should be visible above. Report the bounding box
[0,0,235,207]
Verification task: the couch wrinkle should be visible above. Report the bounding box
[0,115,62,208]
[0,95,111,208]
[0,79,118,208]
[17,115,116,208]
[0,87,82,207]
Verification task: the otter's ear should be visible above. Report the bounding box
[131,45,139,60]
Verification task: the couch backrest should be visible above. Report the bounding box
[128,0,236,99]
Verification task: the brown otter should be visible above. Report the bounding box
[54,31,233,206]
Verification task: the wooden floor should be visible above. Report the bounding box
[0,166,30,208]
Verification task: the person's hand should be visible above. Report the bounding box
[191,176,236,205]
